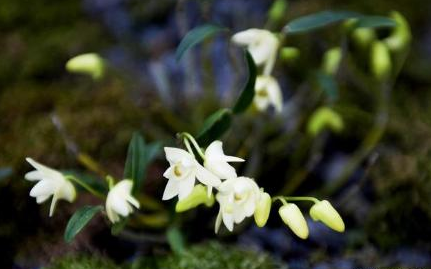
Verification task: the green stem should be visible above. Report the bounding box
[181,132,206,160]
[272,196,319,205]
[66,175,105,199]
[183,138,195,157]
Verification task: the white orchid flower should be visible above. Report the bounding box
[254,75,283,113]
[163,147,221,201]
[231,29,279,75]
[204,140,244,180]
[106,180,140,223]
[215,177,261,232]
[25,158,76,217]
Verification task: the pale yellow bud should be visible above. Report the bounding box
[370,41,392,81]
[384,11,411,52]
[307,107,343,136]
[280,47,300,62]
[175,184,214,213]
[279,203,309,239]
[66,53,105,80]
[309,200,345,232]
[254,191,272,227]
[268,0,288,24]
[322,47,342,75]
[352,28,376,48]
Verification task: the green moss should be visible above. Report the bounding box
[44,255,121,269]
[131,242,287,269]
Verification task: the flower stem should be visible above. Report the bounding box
[181,133,206,161]
[66,175,105,199]
[272,196,319,205]
[183,138,195,157]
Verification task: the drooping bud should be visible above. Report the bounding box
[309,200,345,232]
[384,11,411,52]
[66,53,105,80]
[307,107,343,136]
[370,41,392,81]
[175,184,214,213]
[351,28,376,49]
[322,47,342,75]
[268,0,288,24]
[254,191,272,227]
[279,203,309,239]
[280,47,300,62]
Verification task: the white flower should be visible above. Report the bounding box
[254,75,283,113]
[215,177,260,232]
[25,157,76,217]
[163,147,221,201]
[106,180,140,223]
[204,140,244,180]
[231,29,279,75]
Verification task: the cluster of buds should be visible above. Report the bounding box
[162,133,345,237]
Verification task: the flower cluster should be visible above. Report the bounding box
[25,158,140,223]
[162,133,345,237]
[232,29,283,113]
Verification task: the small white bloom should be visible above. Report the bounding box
[231,29,279,75]
[163,147,221,201]
[106,180,140,223]
[204,140,244,180]
[254,75,283,113]
[215,177,260,232]
[25,157,76,217]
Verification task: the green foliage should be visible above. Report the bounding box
[43,255,121,269]
[166,227,186,255]
[176,24,227,61]
[233,51,257,114]
[131,242,287,269]
[64,205,103,243]
[196,108,232,147]
[124,133,149,193]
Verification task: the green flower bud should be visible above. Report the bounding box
[268,0,288,24]
[66,53,105,80]
[309,200,345,232]
[279,203,309,239]
[370,41,392,81]
[280,47,300,62]
[322,47,342,75]
[307,107,344,136]
[351,28,376,48]
[254,191,272,227]
[384,11,411,52]
[175,184,214,213]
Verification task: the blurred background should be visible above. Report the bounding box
[1,0,431,268]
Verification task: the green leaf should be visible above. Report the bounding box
[64,205,103,243]
[124,132,147,193]
[353,16,396,29]
[316,72,338,102]
[196,108,232,147]
[166,227,185,255]
[0,167,13,182]
[176,24,227,61]
[232,51,257,114]
[284,10,361,34]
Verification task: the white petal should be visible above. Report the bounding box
[110,195,131,217]
[162,179,179,200]
[30,180,54,197]
[116,180,133,193]
[205,141,226,161]
[215,210,222,233]
[206,160,237,180]
[163,166,174,178]
[178,174,196,200]
[231,29,261,45]
[224,156,244,162]
[233,209,246,223]
[25,171,43,181]
[266,77,283,113]
[49,194,58,217]
[222,212,234,231]
[106,205,120,223]
[248,43,271,65]
[57,180,76,202]
[126,195,140,209]
[36,195,51,204]
[164,147,193,164]
[195,164,221,187]
[243,198,257,217]
[26,158,64,181]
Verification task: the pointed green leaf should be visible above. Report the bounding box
[196,108,232,147]
[64,205,103,243]
[0,167,13,182]
[176,24,227,61]
[316,71,338,102]
[353,16,396,29]
[167,227,185,254]
[233,51,257,114]
[283,10,360,34]
[124,132,147,193]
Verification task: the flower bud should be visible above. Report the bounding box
[280,47,300,62]
[279,203,309,239]
[175,184,214,213]
[309,200,345,232]
[351,28,376,49]
[268,0,288,24]
[322,47,342,75]
[370,41,392,81]
[307,107,343,136]
[254,191,272,227]
[384,11,411,52]
[66,53,105,80]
